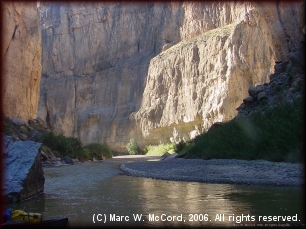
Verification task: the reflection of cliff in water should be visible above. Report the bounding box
[5,162,304,227]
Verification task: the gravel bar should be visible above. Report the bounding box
[120,158,304,186]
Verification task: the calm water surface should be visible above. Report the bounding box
[7,161,304,227]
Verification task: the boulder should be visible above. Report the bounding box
[289,51,305,70]
[2,134,44,203]
[72,158,79,164]
[243,96,255,104]
[9,117,27,126]
[164,153,178,160]
[18,133,28,141]
[41,151,49,161]
[248,85,266,97]
[160,152,171,160]
[64,156,74,165]
[274,61,289,74]
[28,118,49,132]
[269,73,279,82]
[52,161,62,167]
[43,160,53,167]
[28,129,42,141]
[257,91,267,101]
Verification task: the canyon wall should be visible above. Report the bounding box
[133,2,305,144]
[37,2,304,152]
[2,2,42,121]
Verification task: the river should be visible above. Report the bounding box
[6,158,304,227]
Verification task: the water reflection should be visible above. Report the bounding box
[6,161,304,227]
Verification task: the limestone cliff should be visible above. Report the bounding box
[2,2,42,121]
[133,2,305,144]
[38,2,185,151]
[37,2,304,152]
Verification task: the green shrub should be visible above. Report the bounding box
[184,99,303,162]
[126,138,139,155]
[145,143,175,156]
[39,131,115,160]
[143,145,149,155]
[4,124,13,136]
[41,145,52,154]
[78,148,92,162]
[84,143,113,159]
[51,150,60,158]
[174,140,187,153]
[40,131,83,158]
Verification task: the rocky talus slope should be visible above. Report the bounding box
[26,2,306,152]
[2,115,85,167]
[236,43,305,119]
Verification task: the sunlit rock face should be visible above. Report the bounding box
[37,2,304,152]
[2,2,42,121]
[133,1,305,144]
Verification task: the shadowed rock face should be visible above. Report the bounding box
[2,2,42,121]
[37,2,304,152]
[2,135,44,203]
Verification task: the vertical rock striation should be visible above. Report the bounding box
[37,2,304,152]
[2,2,42,121]
[133,2,305,144]
[38,2,185,151]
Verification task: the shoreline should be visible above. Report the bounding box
[118,157,304,186]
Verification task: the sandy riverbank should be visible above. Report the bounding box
[109,155,304,186]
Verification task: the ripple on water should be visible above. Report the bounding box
[5,161,304,227]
